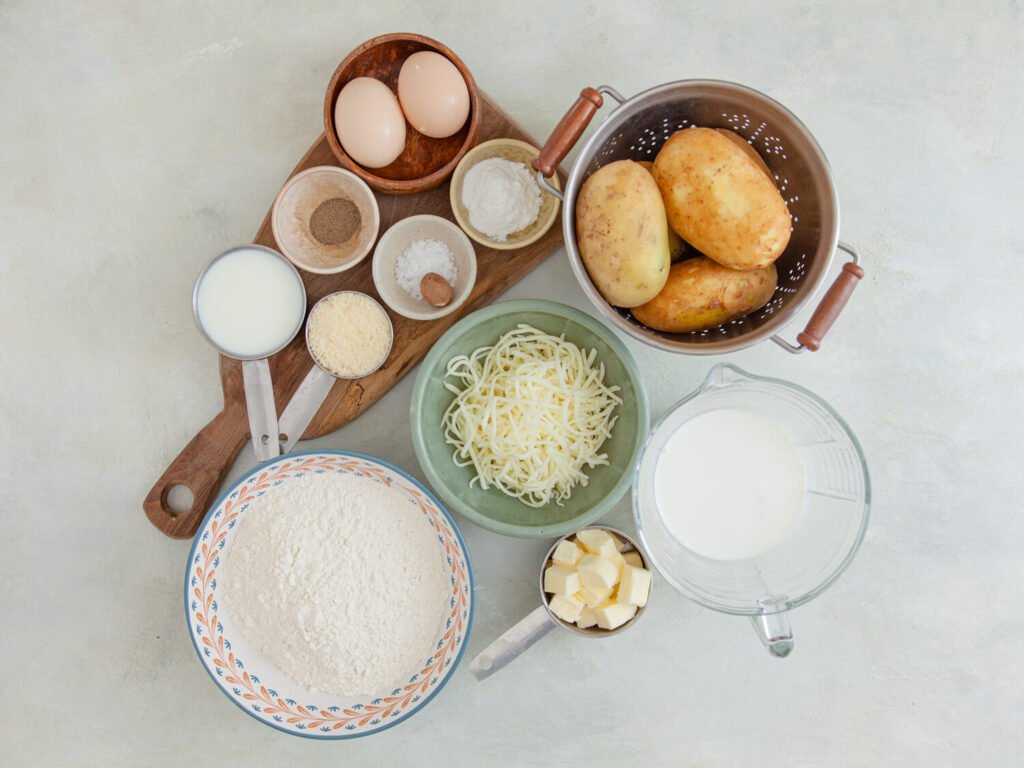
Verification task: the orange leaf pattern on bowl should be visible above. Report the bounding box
[186,452,473,738]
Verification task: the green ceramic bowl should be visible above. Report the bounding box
[411,300,649,539]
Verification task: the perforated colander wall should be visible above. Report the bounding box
[570,82,838,349]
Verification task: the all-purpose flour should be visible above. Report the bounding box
[220,471,449,697]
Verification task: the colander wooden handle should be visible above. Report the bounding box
[532,87,604,178]
[796,243,864,352]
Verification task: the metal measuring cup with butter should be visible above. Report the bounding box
[469,526,653,681]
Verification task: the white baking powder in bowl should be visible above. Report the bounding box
[219,471,449,697]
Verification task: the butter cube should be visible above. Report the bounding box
[544,565,581,596]
[622,551,644,568]
[577,554,619,591]
[618,564,652,607]
[576,529,625,568]
[578,585,613,608]
[551,538,584,568]
[608,532,626,551]
[575,528,616,555]
[594,601,637,630]
[577,606,599,629]
[549,593,584,623]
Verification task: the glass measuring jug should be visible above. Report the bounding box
[633,364,870,656]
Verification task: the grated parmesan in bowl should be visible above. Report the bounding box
[306,291,393,378]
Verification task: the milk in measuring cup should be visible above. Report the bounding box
[654,408,805,561]
[195,247,306,358]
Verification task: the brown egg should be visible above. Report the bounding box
[334,77,406,168]
[397,52,470,139]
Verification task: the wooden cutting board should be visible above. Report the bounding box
[145,93,565,539]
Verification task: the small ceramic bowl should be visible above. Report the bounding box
[449,138,561,251]
[271,166,380,275]
[372,214,477,321]
[324,33,481,195]
[410,299,649,538]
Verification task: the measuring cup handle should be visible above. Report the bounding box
[143,406,249,539]
[242,358,281,461]
[277,365,337,454]
[750,612,794,658]
[532,87,604,179]
[468,606,556,681]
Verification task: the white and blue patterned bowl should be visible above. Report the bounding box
[184,450,475,739]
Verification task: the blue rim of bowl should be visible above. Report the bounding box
[183,448,476,740]
[410,299,650,539]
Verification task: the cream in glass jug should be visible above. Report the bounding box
[634,364,870,656]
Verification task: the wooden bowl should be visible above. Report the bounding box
[324,33,481,195]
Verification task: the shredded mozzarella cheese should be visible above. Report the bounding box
[442,325,622,508]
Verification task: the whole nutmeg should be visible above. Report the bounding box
[420,272,453,307]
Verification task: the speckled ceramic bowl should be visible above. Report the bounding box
[449,138,561,250]
[184,450,474,739]
[410,300,649,539]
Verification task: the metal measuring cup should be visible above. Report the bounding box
[277,291,394,453]
[192,245,306,462]
[468,525,652,681]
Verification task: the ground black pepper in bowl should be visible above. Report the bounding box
[309,197,361,246]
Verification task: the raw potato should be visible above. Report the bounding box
[653,128,791,270]
[714,129,773,180]
[575,160,670,307]
[632,257,777,333]
[638,161,687,262]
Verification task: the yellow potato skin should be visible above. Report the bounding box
[714,129,773,181]
[631,257,777,333]
[653,128,791,270]
[575,160,670,307]
[638,161,687,262]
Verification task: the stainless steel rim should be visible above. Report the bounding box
[192,244,307,361]
[538,525,651,638]
[304,290,395,379]
[560,79,841,354]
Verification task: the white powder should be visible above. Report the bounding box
[461,157,542,241]
[219,471,449,697]
[394,238,458,301]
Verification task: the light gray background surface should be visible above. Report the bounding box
[2,1,1021,765]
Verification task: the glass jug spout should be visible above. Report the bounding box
[701,363,753,391]
[750,599,794,658]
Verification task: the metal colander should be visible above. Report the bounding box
[534,81,863,355]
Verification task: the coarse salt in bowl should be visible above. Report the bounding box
[184,450,474,739]
[372,214,477,321]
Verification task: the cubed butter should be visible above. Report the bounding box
[575,528,615,555]
[576,529,625,567]
[622,551,644,568]
[578,585,613,608]
[578,554,619,591]
[618,564,652,607]
[608,532,626,551]
[551,538,584,568]
[544,565,581,596]
[577,606,599,629]
[549,593,584,623]
[594,601,637,630]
